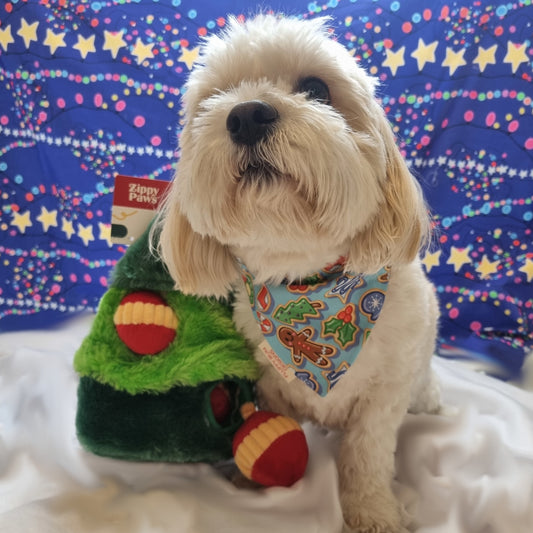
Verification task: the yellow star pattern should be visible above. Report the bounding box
[421,249,442,273]
[519,258,533,283]
[132,38,155,65]
[62,217,75,240]
[473,44,497,73]
[78,223,95,247]
[17,18,39,49]
[0,25,14,52]
[442,47,467,76]
[411,39,438,71]
[503,41,528,73]
[73,34,96,60]
[43,28,66,55]
[98,222,112,247]
[382,46,406,76]
[103,30,126,59]
[447,246,472,273]
[178,45,200,70]
[36,206,58,232]
[11,210,32,234]
[4,22,530,85]
[476,255,500,279]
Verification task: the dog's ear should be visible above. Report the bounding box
[151,198,238,298]
[346,119,430,273]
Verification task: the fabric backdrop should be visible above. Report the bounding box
[0,0,532,379]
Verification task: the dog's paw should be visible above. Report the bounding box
[409,371,441,415]
[341,488,405,533]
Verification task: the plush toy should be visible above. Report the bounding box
[74,225,309,483]
[74,225,260,463]
[233,402,309,487]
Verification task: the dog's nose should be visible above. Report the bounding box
[226,100,279,146]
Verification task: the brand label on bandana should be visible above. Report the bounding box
[239,262,390,396]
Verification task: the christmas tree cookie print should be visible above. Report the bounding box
[273,297,324,325]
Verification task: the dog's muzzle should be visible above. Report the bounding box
[226,100,278,146]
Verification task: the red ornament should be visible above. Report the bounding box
[114,291,178,355]
[232,403,308,487]
[209,384,232,426]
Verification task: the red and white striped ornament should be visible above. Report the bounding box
[113,291,178,355]
[232,402,308,487]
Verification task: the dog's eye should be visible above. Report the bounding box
[297,77,330,104]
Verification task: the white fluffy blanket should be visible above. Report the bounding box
[1,314,532,533]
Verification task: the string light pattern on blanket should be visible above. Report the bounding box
[0,0,531,379]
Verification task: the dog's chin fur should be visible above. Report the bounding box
[154,15,440,532]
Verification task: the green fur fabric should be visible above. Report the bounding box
[74,223,259,393]
[74,223,259,463]
[76,377,253,463]
[74,287,259,394]
[110,223,176,293]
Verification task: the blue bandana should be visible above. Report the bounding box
[239,261,390,396]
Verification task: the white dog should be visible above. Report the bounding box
[154,15,440,533]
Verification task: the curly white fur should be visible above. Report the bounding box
[154,15,441,533]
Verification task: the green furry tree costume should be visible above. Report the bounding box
[74,226,259,463]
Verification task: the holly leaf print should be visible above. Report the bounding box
[337,322,358,348]
[323,316,344,336]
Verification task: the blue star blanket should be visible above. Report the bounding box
[0,0,531,379]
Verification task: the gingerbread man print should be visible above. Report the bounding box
[278,326,335,368]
